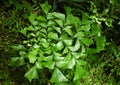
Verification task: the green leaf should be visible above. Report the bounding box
[36,16,46,21]
[28,49,38,63]
[43,55,53,61]
[87,48,97,54]
[12,44,26,51]
[40,38,49,48]
[48,32,58,40]
[39,22,47,28]
[67,58,75,69]
[64,26,73,36]
[73,64,86,81]
[10,57,25,66]
[25,66,38,82]
[66,14,80,26]
[47,20,56,27]
[35,62,43,69]
[82,20,92,25]
[64,6,72,15]
[60,34,69,40]
[56,58,75,69]
[56,61,68,69]
[19,51,26,57]
[52,12,65,21]
[76,60,86,66]
[43,61,55,69]
[27,26,34,31]
[56,41,64,51]
[53,26,61,34]
[40,2,51,14]
[63,39,73,46]
[50,68,68,83]
[81,44,86,53]
[53,52,64,61]
[47,13,54,19]
[72,52,81,59]
[80,38,92,47]
[91,24,101,36]
[40,29,47,34]
[74,32,85,38]
[96,36,106,52]
[54,19,63,27]
[62,47,69,54]
[65,52,72,61]
[28,13,36,25]
[20,28,27,36]
[68,39,80,51]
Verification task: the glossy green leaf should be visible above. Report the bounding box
[45,49,52,54]
[48,32,58,40]
[20,28,27,36]
[91,24,101,36]
[53,52,64,61]
[19,51,26,57]
[63,39,73,46]
[80,38,92,47]
[56,58,75,69]
[25,66,38,82]
[11,57,25,66]
[64,6,72,15]
[33,44,40,49]
[74,32,85,38]
[28,13,36,25]
[66,14,80,25]
[72,52,81,59]
[96,36,106,51]
[39,22,47,28]
[28,49,38,63]
[12,44,26,51]
[50,68,68,83]
[56,41,64,51]
[65,52,72,61]
[62,47,69,54]
[73,64,86,81]
[52,12,65,21]
[36,16,46,21]
[81,44,86,53]
[54,19,63,27]
[27,26,34,31]
[43,61,55,69]
[76,60,86,66]
[68,58,75,69]
[68,39,80,51]
[40,2,51,14]
[35,62,43,69]
[41,38,49,48]
[47,13,54,19]
[56,61,68,69]
[40,29,47,34]
[47,20,56,27]
[43,55,53,61]
[54,83,69,85]
[60,34,69,40]
[82,20,92,25]
[53,26,61,34]
[64,26,73,36]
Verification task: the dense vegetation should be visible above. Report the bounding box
[0,0,120,85]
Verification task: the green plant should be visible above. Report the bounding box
[11,2,106,84]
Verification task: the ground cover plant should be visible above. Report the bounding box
[0,0,120,85]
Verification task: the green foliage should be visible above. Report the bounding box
[10,2,106,84]
[1,0,119,84]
